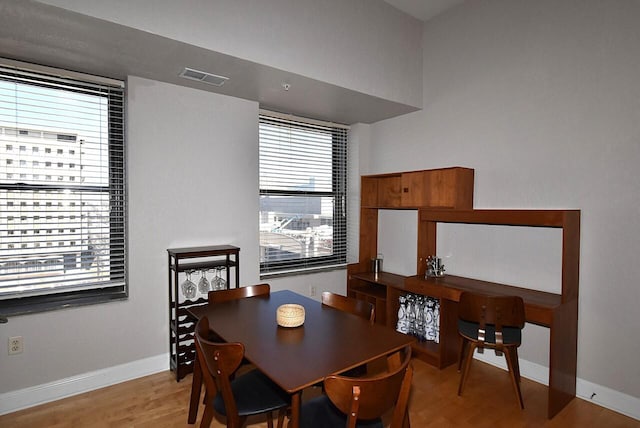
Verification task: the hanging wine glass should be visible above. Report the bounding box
[181,271,197,300]
[210,267,219,291]
[197,269,210,295]
[211,267,218,291]
[217,267,227,291]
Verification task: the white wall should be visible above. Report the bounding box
[37,0,423,108]
[368,0,640,409]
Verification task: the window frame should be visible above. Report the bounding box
[259,111,348,276]
[0,59,127,317]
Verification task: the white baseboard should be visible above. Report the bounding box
[0,353,169,416]
[2,352,638,422]
[474,352,640,421]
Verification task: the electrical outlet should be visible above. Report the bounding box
[309,285,317,297]
[8,336,23,355]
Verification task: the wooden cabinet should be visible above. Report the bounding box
[405,168,474,208]
[360,167,474,209]
[357,167,474,268]
[350,167,579,418]
[167,245,240,381]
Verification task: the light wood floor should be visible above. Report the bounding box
[1,358,638,428]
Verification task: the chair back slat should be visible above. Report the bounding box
[323,346,412,427]
[321,291,375,324]
[208,283,270,304]
[458,292,525,329]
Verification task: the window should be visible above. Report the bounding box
[259,112,347,274]
[0,60,126,316]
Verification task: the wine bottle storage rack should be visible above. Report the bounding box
[168,245,240,381]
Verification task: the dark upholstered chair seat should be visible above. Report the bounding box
[458,319,522,345]
[213,368,290,417]
[300,395,383,428]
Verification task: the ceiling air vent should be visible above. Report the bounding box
[179,67,229,87]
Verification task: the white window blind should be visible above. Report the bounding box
[259,112,347,274]
[0,61,126,314]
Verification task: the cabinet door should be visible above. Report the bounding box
[377,176,402,207]
[426,168,474,209]
[401,168,474,209]
[400,171,428,207]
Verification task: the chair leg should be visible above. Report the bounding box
[188,357,203,424]
[504,347,524,409]
[200,405,215,428]
[276,408,286,428]
[458,342,477,396]
[403,410,411,428]
[512,347,522,383]
[458,337,469,372]
[266,411,274,428]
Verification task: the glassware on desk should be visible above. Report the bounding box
[181,271,197,300]
[415,295,425,341]
[396,295,408,334]
[406,294,416,337]
[425,297,436,341]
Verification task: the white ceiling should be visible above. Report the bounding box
[383,0,464,22]
[0,1,463,125]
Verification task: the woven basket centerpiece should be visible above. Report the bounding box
[277,304,305,328]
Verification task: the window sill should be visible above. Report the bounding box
[0,287,127,318]
[260,264,347,280]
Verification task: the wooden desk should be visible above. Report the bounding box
[349,209,579,419]
[416,209,579,419]
[398,273,575,420]
[188,290,414,428]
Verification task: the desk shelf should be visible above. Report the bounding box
[348,268,457,368]
[347,271,405,326]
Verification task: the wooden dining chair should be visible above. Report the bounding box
[299,345,413,428]
[188,283,271,424]
[194,316,290,428]
[457,291,526,409]
[321,291,375,324]
[320,291,375,378]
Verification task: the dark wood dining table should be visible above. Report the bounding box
[187,289,415,428]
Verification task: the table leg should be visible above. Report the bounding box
[188,356,203,424]
[290,391,301,428]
